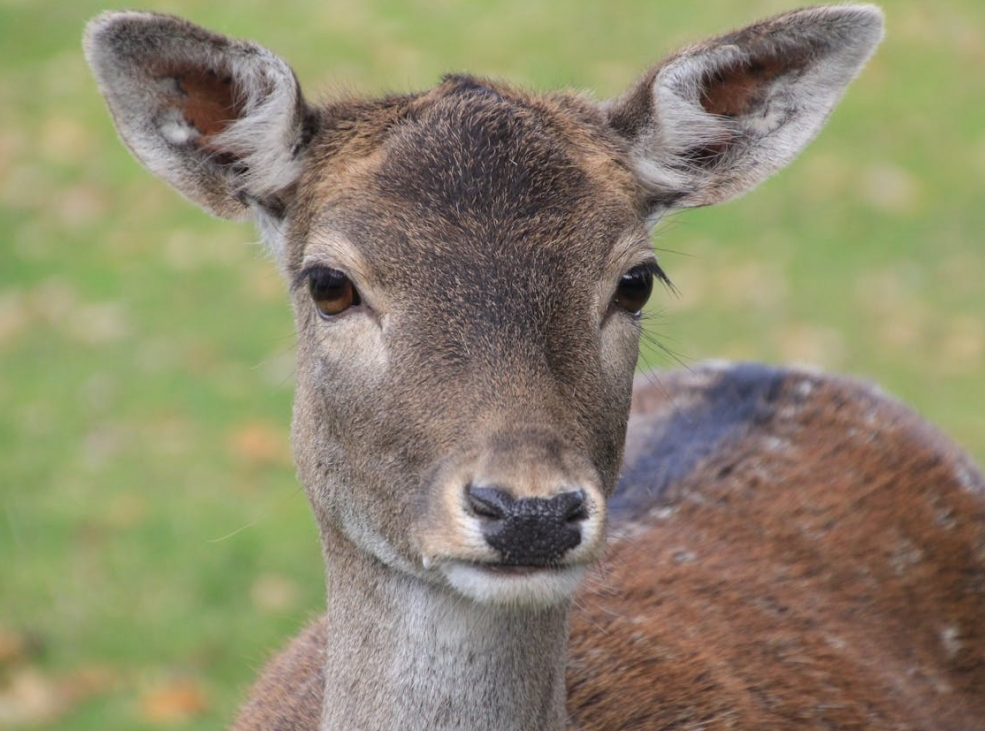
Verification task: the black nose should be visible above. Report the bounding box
[466,485,588,566]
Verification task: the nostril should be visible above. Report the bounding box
[466,485,512,521]
[557,490,588,523]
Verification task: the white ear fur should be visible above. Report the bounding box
[84,11,314,264]
[609,4,884,216]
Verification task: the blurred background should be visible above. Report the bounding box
[1,0,982,728]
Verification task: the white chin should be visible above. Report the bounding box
[442,563,587,608]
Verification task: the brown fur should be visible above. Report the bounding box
[570,365,985,730]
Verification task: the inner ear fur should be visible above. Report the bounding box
[607,4,885,213]
[84,11,316,224]
[166,63,241,139]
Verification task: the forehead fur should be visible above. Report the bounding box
[288,75,642,273]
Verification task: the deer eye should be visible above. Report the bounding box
[307,267,361,317]
[613,264,656,316]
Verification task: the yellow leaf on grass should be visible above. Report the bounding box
[228,421,291,468]
[139,678,210,725]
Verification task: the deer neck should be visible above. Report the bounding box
[317,528,571,731]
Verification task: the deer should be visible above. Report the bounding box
[84,5,985,730]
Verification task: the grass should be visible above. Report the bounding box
[1,0,983,728]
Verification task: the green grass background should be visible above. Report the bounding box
[1,0,982,728]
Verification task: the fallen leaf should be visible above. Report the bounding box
[139,677,210,725]
[0,627,31,667]
[228,421,291,467]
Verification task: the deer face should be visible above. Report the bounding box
[284,79,654,604]
[85,7,883,606]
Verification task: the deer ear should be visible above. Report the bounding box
[607,4,884,216]
[84,12,317,262]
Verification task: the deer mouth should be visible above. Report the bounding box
[440,560,588,607]
[476,563,548,575]
[470,562,569,576]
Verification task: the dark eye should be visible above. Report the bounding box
[613,264,656,315]
[307,267,361,317]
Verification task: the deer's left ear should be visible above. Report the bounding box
[84,12,317,263]
[607,4,884,216]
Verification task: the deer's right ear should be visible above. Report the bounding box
[84,12,317,263]
[606,4,884,220]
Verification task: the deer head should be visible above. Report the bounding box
[84,6,884,609]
